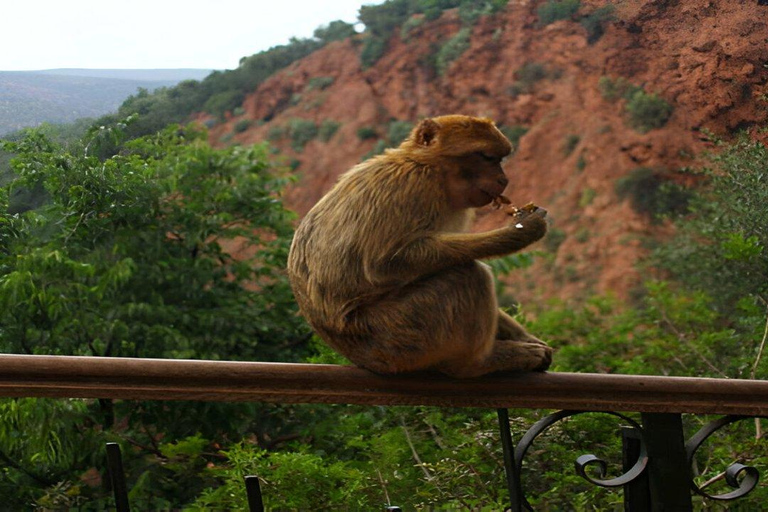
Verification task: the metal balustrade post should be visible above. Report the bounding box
[105,443,130,512]
[497,408,523,512]
[244,475,265,512]
[640,413,693,511]
[622,426,650,511]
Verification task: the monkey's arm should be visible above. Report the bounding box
[380,216,546,279]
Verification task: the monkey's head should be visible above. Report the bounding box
[401,115,513,210]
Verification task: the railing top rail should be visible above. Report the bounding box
[0,354,766,415]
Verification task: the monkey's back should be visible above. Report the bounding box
[287,154,443,332]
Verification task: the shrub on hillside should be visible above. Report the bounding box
[615,167,691,222]
[508,62,550,95]
[580,5,615,43]
[387,120,415,146]
[357,126,378,140]
[436,27,472,76]
[287,118,319,151]
[307,76,335,91]
[598,76,639,102]
[401,15,425,40]
[318,120,341,142]
[234,119,251,133]
[538,0,581,26]
[498,125,528,150]
[563,134,580,156]
[360,36,388,69]
[625,90,673,133]
[313,20,357,44]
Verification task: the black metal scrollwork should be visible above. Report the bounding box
[510,410,648,510]
[685,415,763,501]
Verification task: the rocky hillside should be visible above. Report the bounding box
[208,0,768,303]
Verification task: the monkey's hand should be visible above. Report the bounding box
[503,202,547,243]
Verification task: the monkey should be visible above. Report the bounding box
[287,114,552,378]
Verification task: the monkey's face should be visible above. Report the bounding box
[446,152,510,209]
[403,115,514,210]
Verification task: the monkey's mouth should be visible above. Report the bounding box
[480,188,505,203]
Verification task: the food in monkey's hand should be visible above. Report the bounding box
[507,201,547,219]
[492,196,547,220]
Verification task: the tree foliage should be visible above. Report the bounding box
[654,135,768,310]
[0,124,311,506]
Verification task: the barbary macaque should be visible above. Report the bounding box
[288,115,552,377]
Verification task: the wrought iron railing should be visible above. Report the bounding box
[1,354,767,510]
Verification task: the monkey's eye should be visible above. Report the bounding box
[478,153,500,163]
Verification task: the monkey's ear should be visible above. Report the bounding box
[414,118,440,147]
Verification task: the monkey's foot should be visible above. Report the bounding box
[522,341,553,372]
[490,340,553,373]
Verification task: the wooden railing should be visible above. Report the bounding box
[1,354,768,510]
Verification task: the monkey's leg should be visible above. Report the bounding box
[440,339,552,377]
[497,310,549,347]
[349,262,499,375]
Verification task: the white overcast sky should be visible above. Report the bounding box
[1,1,376,71]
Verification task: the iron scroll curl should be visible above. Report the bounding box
[685,415,763,501]
[512,410,648,510]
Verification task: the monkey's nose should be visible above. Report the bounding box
[497,176,509,187]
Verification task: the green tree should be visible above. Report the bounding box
[0,124,309,506]
[654,135,768,311]
[313,20,357,44]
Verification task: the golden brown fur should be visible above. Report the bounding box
[288,115,552,377]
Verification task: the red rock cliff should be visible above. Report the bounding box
[209,0,768,303]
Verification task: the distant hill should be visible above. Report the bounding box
[0,69,214,135]
[29,68,214,82]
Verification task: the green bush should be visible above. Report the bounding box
[598,78,673,133]
[625,89,673,133]
[545,228,567,253]
[578,187,596,207]
[580,5,615,43]
[307,76,335,91]
[287,118,319,151]
[598,76,631,101]
[576,154,587,172]
[509,62,549,95]
[563,134,580,156]
[318,120,342,142]
[538,0,581,26]
[203,90,246,119]
[362,139,388,161]
[233,119,251,133]
[357,126,378,140]
[615,167,691,221]
[401,15,425,40]
[313,20,357,44]
[267,124,287,141]
[653,135,768,310]
[436,27,472,76]
[360,36,388,69]
[499,125,528,150]
[387,120,415,146]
